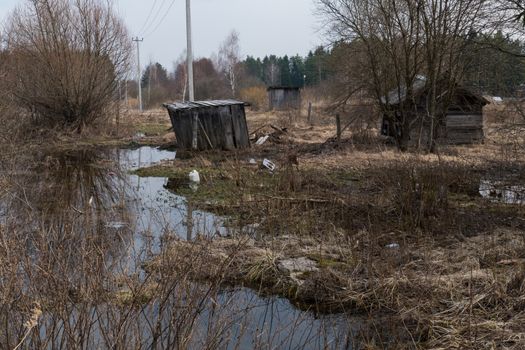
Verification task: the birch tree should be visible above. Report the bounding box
[218,30,241,98]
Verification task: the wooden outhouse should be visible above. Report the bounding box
[267,86,301,110]
[164,100,250,150]
[381,77,488,145]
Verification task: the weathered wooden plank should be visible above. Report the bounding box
[218,106,235,150]
[268,87,301,110]
[166,101,250,150]
[199,108,218,150]
[446,114,483,127]
[446,128,484,144]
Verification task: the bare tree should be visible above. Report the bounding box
[317,0,491,151]
[173,51,188,101]
[3,0,131,133]
[218,30,241,98]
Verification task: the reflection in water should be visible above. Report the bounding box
[479,179,525,205]
[0,146,356,349]
[196,288,355,349]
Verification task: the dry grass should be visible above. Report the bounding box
[126,117,525,348]
[1,102,525,348]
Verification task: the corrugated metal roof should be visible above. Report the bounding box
[381,75,427,105]
[163,99,245,112]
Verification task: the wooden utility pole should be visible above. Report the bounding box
[132,37,144,112]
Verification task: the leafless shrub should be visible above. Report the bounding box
[240,86,268,111]
[3,0,131,133]
[316,0,512,151]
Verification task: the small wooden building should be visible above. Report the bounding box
[381,77,488,144]
[164,100,250,150]
[267,86,301,110]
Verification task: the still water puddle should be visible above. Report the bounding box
[12,146,356,349]
[119,146,229,242]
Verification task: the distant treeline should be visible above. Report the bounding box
[127,46,334,108]
[463,31,525,96]
[243,47,331,88]
[127,32,525,109]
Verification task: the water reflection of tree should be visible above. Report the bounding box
[0,149,354,349]
[0,148,136,347]
[12,149,133,260]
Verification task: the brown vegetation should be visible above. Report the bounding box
[123,107,525,348]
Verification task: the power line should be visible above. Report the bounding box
[137,0,159,36]
[140,0,169,37]
[143,0,177,38]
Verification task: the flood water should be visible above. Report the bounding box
[1,146,356,349]
[118,147,229,256]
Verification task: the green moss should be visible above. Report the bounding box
[307,254,348,270]
[134,123,170,136]
[131,163,281,218]
[131,165,180,178]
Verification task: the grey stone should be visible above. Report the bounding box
[278,257,319,274]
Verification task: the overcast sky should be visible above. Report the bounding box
[1,0,322,69]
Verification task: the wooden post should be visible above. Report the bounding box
[192,112,199,150]
[186,201,193,241]
[307,102,312,124]
[336,114,341,142]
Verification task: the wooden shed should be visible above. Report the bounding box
[267,86,301,110]
[163,100,250,150]
[381,77,488,145]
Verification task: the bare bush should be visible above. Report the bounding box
[3,0,131,133]
[239,86,268,111]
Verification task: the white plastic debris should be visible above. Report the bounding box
[105,221,126,229]
[255,135,269,145]
[385,243,400,249]
[262,159,276,172]
[133,132,146,140]
[189,170,200,183]
[249,158,257,165]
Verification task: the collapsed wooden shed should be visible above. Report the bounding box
[267,86,301,110]
[163,100,250,150]
[381,77,488,145]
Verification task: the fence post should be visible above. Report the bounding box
[336,114,341,143]
[307,102,312,124]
